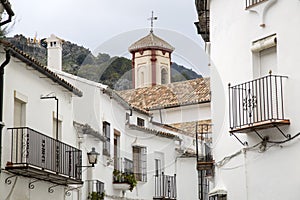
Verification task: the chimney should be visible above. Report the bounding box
[46,34,63,71]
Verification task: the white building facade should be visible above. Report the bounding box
[0,41,83,200]
[201,0,300,199]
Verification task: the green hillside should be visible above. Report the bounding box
[6,34,201,90]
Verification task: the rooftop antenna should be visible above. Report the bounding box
[148,11,157,33]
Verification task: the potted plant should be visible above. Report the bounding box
[113,169,137,191]
[88,191,105,200]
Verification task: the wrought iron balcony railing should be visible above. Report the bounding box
[246,0,268,8]
[6,127,82,185]
[196,124,214,171]
[154,172,177,200]
[229,75,290,133]
[87,180,105,200]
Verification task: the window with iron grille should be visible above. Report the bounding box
[124,158,133,174]
[103,121,110,156]
[137,117,145,127]
[133,146,147,182]
[209,194,227,200]
[87,180,105,200]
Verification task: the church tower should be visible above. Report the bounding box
[46,34,63,71]
[128,21,174,88]
[128,32,174,88]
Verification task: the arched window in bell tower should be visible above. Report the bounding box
[140,71,145,86]
[161,68,168,84]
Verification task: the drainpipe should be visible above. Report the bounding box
[0,49,10,173]
[0,0,14,26]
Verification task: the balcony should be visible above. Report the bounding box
[195,0,210,42]
[5,127,82,185]
[196,124,214,171]
[246,0,268,9]
[87,180,105,200]
[154,172,177,200]
[112,158,136,191]
[229,75,290,133]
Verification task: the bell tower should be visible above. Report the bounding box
[128,13,174,88]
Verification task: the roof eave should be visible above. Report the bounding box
[1,41,83,97]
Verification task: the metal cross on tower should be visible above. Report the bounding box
[148,11,158,33]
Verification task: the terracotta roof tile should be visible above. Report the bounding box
[127,124,180,140]
[170,119,212,137]
[117,78,210,111]
[128,32,174,53]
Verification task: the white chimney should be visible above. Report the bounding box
[46,34,63,71]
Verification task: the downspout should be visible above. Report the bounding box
[0,49,11,173]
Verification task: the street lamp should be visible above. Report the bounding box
[87,147,100,167]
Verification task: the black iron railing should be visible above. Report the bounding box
[229,75,288,131]
[113,157,134,183]
[246,0,268,8]
[7,127,82,180]
[154,172,176,199]
[87,180,105,200]
[196,124,213,163]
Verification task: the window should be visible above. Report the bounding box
[103,121,110,156]
[14,99,26,127]
[155,159,162,177]
[140,71,145,86]
[252,34,277,78]
[126,112,130,123]
[133,146,147,182]
[154,152,164,176]
[209,194,227,200]
[137,117,145,127]
[124,158,133,174]
[13,97,26,163]
[199,170,210,200]
[161,68,168,84]
[114,129,120,170]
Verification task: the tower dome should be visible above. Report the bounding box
[128,32,174,53]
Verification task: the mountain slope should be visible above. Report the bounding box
[6,34,202,89]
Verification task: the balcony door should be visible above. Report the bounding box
[13,98,26,163]
[14,99,26,127]
[114,129,120,170]
[154,152,164,177]
[259,46,277,77]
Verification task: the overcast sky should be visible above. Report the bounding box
[6,0,209,76]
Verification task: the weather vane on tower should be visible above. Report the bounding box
[148,11,157,33]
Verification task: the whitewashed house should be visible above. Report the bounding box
[0,39,84,200]
[55,30,211,200]
[196,0,300,199]
[0,17,211,200]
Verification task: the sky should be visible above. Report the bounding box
[6,0,209,76]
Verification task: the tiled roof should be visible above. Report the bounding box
[127,124,180,140]
[170,119,212,137]
[128,32,175,53]
[117,78,210,111]
[0,40,83,97]
[73,121,105,141]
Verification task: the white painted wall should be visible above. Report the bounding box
[0,46,77,200]
[133,49,171,88]
[58,71,198,200]
[151,103,211,124]
[210,0,300,199]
